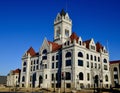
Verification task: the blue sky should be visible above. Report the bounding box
[0,0,120,75]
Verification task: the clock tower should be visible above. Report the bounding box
[54,9,72,44]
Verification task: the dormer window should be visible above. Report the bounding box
[65,29,69,37]
[91,45,95,50]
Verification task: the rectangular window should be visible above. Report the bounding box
[91,63,93,68]
[37,59,39,64]
[78,60,83,66]
[104,65,108,70]
[51,74,54,81]
[87,61,89,68]
[98,64,100,69]
[56,62,58,68]
[45,64,47,69]
[36,65,39,70]
[52,56,54,61]
[95,63,97,69]
[87,73,90,81]
[45,74,47,79]
[23,67,26,72]
[66,60,71,66]
[66,83,71,88]
[56,55,58,60]
[52,63,54,69]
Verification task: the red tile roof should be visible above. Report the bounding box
[27,47,36,56]
[13,68,21,74]
[48,41,62,52]
[96,42,103,52]
[110,60,120,64]
[83,39,91,49]
[70,32,79,43]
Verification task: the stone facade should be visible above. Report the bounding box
[110,60,120,87]
[7,69,21,87]
[20,9,111,89]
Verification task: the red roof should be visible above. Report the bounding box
[70,32,79,43]
[13,68,21,74]
[96,42,103,52]
[27,47,36,56]
[110,60,120,64]
[48,41,62,52]
[83,39,91,49]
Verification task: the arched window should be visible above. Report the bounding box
[103,59,107,63]
[42,49,47,54]
[23,62,26,66]
[22,76,25,82]
[91,55,93,60]
[78,52,83,57]
[86,54,89,59]
[65,52,71,58]
[79,72,84,80]
[105,75,108,82]
[66,72,71,80]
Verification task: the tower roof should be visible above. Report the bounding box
[60,9,66,16]
[70,32,79,43]
[27,47,36,56]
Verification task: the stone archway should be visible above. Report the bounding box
[32,73,36,88]
[39,75,43,88]
[94,75,99,88]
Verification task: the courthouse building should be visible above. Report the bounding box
[20,9,111,89]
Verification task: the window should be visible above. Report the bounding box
[104,65,108,70]
[45,64,47,69]
[78,52,83,57]
[66,60,71,66]
[65,29,69,37]
[103,59,107,63]
[67,41,70,45]
[94,56,96,61]
[65,52,71,58]
[33,66,35,71]
[42,56,47,60]
[79,72,83,80]
[42,49,47,54]
[114,67,117,71]
[87,61,89,68]
[51,74,54,81]
[52,56,54,61]
[87,73,90,81]
[98,64,100,69]
[22,76,25,82]
[31,61,33,65]
[23,62,26,66]
[91,55,93,60]
[45,74,47,79]
[34,60,35,64]
[98,57,100,62]
[95,63,97,69]
[114,75,118,79]
[66,83,71,88]
[91,45,95,50]
[79,41,81,45]
[66,72,71,80]
[78,60,83,66]
[31,67,32,71]
[56,62,58,68]
[36,65,39,70]
[56,55,58,60]
[105,75,108,82]
[91,63,93,68]
[37,60,39,64]
[23,67,26,72]
[86,54,89,59]
[56,73,58,80]
[52,63,54,69]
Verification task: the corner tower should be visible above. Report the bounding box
[54,9,72,44]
